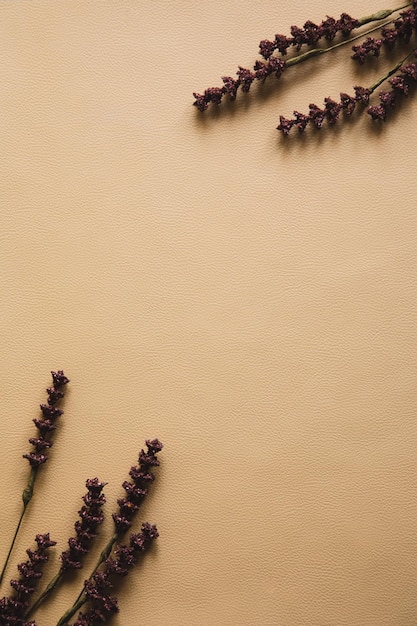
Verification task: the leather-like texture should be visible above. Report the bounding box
[1,1,417,624]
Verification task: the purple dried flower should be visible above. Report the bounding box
[340,92,356,115]
[254,60,270,82]
[308,103,326,129]
[276,116,294,136]
[138,449,160,467]
[39,404,63,420]
[193,9,366,114]
[324,97,342,124]
[290,24,307,50]
[380,26,399,48]
[354,86,371,105]
[145,438,163,454]
[379,91,396,108]
[389,75,409,95]
[320,16,339,41]
[337,13,360,36]
[192,92,209,112]
[274,33,292,55]
[302,20,321,46]
[293,111,310,132]
[22,452,48,468]
[51,370,70,388]
[236,66,256,93]
[267,56,286,79]
[0,534,56,622]
[27,438,52,451]
[122,480,147,501]
[351,45,367,65]
[205,87,224,105]
[259,39,276,60]
[73,524,158,626]
[400,62,417,81]
[395,9,416,42]
[46,387,64,405]
[367,104,387,120]
[60,479,107,571]
[111,440,163,536]
[31,418,57,436]
[352,37,383,64]
[221,76,240,101]
[23,371,69,470]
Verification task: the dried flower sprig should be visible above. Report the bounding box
[1,375,163,625]
[70,523,159,626]
[0,533,56,626]
[25,479,107,618]
[193,4,411,112]
[276,49,417,134]
[0,372,69,586]
[352,7,417,62]
[193,2,417,135]
[56,439,163,626]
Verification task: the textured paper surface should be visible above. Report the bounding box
[1,1,417,624]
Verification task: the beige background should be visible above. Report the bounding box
[0,1,417,624]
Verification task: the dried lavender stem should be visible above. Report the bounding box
[368,48,416,92]
[60,439,162,624]
[25,477,107,619]
[86,531,119,583]
[286,17,399,68]
[56,532,119,625]
[57,595,87,626]
[25,568,64,617]
[0,371,69,588]
[0,467,38,586]
[57,533,121,624]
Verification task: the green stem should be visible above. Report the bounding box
[358,3,411,26]
[56,532,119,625]
[368,48,416,92]
[25,568,64,618]
[0,467,37,586]
[56,595,87,626]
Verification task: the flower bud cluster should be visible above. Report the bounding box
[0,534,56,625]
[277,58,417,134]
[192,3,417,135]
[60,479,107,571]
[367,61,417,120]
[277,86,370,134]
[1,373,163,625]
[72,523,159,626]
[23,371,69,469]
[260,13,360,58]
[193,57,286,112]
[193,12,360,112]
[352,8,417,63]
[112,439,163,535]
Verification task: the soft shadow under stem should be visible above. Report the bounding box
[0,466,38,586]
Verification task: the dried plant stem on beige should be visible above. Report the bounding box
[0,371,69,587]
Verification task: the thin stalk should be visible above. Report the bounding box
[25,568,64,618]
[0,467,37,586]
[56,532,119,626]
[56,595,87,626]
[368,48,416,92]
